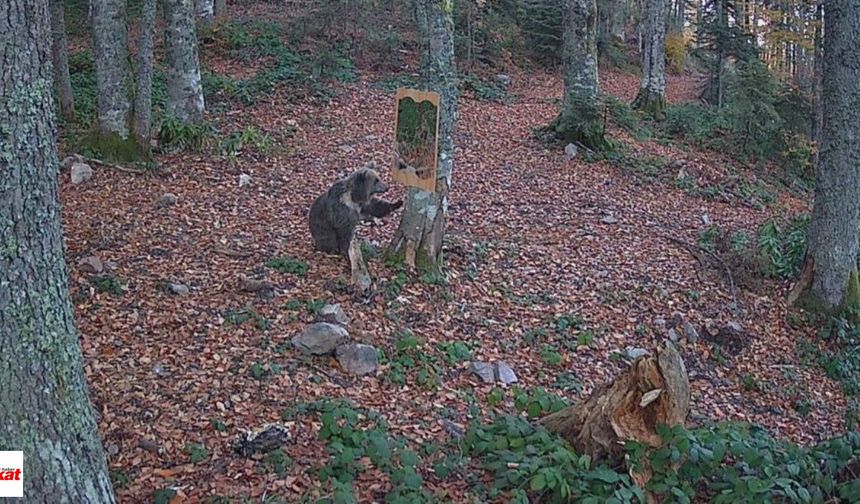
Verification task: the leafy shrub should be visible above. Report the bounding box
[513,387,568,418]
[662,103,724,144]
[516,0,563,65]
[723,60,784,163]
[89,274,124,296]
[665,33,686,75]
[462,74,508,102]
[157,116,213,152]
[220,125,272,158]
[758,214,809,279]
[266,256,309,276]
[467,414,860,504]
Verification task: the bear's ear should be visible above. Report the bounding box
[350,169,373,203]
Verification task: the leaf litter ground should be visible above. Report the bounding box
[60,61,843,503]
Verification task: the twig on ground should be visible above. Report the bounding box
[80,155,149,175]
[662,234,740,314]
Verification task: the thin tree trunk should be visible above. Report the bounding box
[790,0,860,313]
[215,0,227,18]
[50,0,75,122]
[0,1,117,501]
[390,0,458,272]
[164,0,205,123]
[91,0,131,138]
[195,0,214,25]
[132,0,157,151]
[632,0,667,116]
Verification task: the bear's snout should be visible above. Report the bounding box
[375,181,389,194]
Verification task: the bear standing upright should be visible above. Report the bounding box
[308,164,403,255]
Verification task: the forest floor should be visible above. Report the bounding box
[60,16,843,504]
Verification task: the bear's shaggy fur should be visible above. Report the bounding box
[308,165,402,255]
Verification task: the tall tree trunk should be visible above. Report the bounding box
[390,0,458,272]
[550,0,604,149]
[164,0,205,123]
[50,0,75,122]
[632,0,667,116]
[132,0,157,150]
[0,1,117,502]
[812,2,824,163]
[195,0,214,25]
[91,0,131,138]
[789,0,860,313]
[215,0,227,18]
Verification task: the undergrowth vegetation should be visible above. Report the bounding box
[284,398,860,503]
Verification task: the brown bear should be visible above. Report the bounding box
[308,164,402,255]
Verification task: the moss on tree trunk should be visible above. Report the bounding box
[1,1,117,500]
[790,1,860,315]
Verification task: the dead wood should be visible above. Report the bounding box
[540,343,690,464]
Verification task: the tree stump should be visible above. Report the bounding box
[348,236,372,295]
[541,343,690,464]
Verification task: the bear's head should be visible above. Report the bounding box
[349,164,389,204]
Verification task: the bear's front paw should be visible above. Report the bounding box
[392,199,403,210]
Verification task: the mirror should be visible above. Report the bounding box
[391,88,440,192]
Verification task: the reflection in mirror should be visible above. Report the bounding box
[391,88,440,192]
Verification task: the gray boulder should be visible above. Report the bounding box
[317,303,349,327]
[470,361,495,384]
[292,323,348,355]
[71,162,93,185]
[336,343,378,376]
[495,361,518,385]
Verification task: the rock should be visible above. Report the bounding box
[495,361,518,385]
[292,323,348,355]
[152,362,167,377]
[239,174,251,187]
[317,303,349,327]
[167,282,190,295]
[233,423,291,457]
[470,361,495,384]
[725,321,744,333]
[139,438,160,454]
[701,213,712,226]
[240,277,275,297]
[624,347,649,360]
[495,73,512,86]
[667,328,680,343]
[336,343,379,376]
[668,159,686,170]
[654,317,667,334]
[564,143,578,160]
[440,418,465,440]
[70,162,93,185]
[78,256,104,274]
[683,321,700,343]
[61,154,84,170]
[156,193,178,207]
[338,144,355,153]
[601,215,619,225]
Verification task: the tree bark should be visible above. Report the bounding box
[215,0,227,18]
[91,0,131,138]
[790,0,860,313]
[562,0,599,106]
[132,0,157,150]
[50,0,75,122]
[549,0,605,149]
[195,0,214,25]
[390,0,458,272]
[541,344,689,467]
[164,0,206,123]
[632,0,667,116]
[0,1,117,502]
[811,3,824,164]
